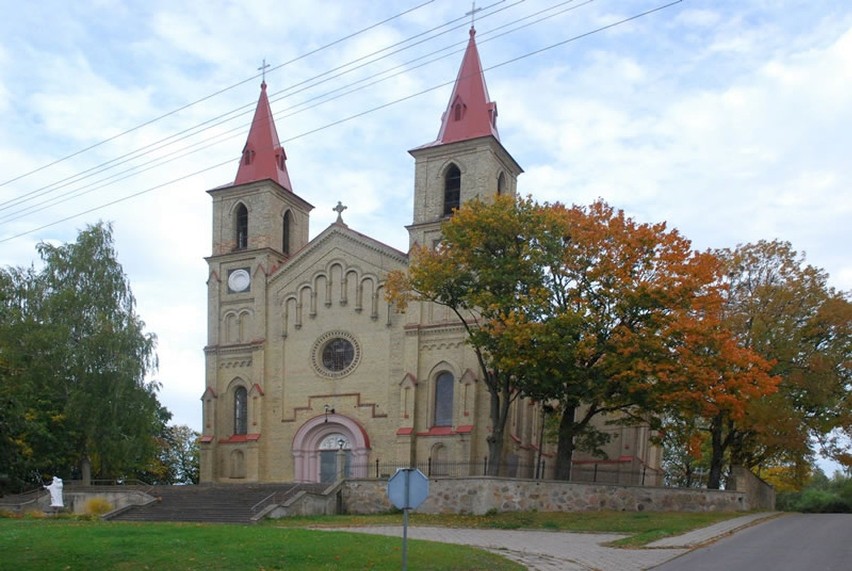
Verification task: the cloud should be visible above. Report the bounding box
[1,1,850,439]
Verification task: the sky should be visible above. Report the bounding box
[0,1,850,467]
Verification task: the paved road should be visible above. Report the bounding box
[341,525,683,570]
[650,513,852,571]
[334,513,777,571]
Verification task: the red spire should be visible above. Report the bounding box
[234,82,293,190]
[435,27,499,144]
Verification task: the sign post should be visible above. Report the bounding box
[387,468,429,571]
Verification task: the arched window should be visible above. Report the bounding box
[497,172,506,196]
[443,164,461,216]
[434,372,454,427]
[234,386,248,435]
[235,203,248,250]
[282,210,292,255]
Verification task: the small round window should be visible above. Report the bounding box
[312,331,361,378]
[322,338,354,371]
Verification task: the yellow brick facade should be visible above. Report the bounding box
[199,31,660,485]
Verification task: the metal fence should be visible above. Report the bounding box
[349,457,662,486]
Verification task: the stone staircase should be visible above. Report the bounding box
[106,483,330,524]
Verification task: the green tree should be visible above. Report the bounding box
[716,240,852,473]
[0,266,78,491]
[0,222,166,488]
[142,424,200,485]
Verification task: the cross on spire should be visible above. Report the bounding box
[257,58,270,84]
[465,1,482,28]
[333,201,348,224]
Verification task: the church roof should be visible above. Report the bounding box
[234,82,294,190]
[431,27,500,146]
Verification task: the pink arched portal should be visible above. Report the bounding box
[292,413,371,482]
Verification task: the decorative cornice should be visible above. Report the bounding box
[282,392,388,422]
[404,323,466,337]
[205,246,287,265]
[219,359,252,369]
[421,340,466,352]
[205,339,265,356]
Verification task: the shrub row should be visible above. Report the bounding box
[777,477,852,513]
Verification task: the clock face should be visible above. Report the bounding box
[228,268,251,292]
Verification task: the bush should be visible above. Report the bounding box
[835,477,852,505]
[84,497,113,516]
[780,487,852,513]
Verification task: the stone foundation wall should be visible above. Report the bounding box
[729,466,776,511]
[343,477,748,515]
[5,490,152,515]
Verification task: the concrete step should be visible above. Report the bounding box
[106,483,326,524]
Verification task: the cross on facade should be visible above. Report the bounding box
[258,58,270,83]
[333,201,348,223]
[465,1,482,28]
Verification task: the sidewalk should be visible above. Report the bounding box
[645,511,782,548]
[334,512,782,571]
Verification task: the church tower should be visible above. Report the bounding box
[407,27,523,249]
[198,26,660,487]
[393,27,527,474]
[201,81,313,481]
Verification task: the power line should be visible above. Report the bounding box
[0,1,682,244]
[0,0,516,217]
[0,0,526,221]
[0,0,438,191]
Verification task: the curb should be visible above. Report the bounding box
[645,512,783,548]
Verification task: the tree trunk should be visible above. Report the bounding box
[486,434,502,476]
[554,405,577,480]
[707,414,725,489]
[81,455,92,486]
[485,372,511,476]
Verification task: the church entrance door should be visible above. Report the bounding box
[318,433,351,483]
[292,414,368,482]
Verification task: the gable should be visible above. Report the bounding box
[269,224,408,295]
[266,225,408,335]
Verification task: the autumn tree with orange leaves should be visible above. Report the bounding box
[658,241,851,489]
[386,195,556,474]
[713,241,852,482]
[387,195,779,482]
[657,295,779,488]
[505,198,768,481]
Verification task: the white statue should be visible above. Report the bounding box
[44,476,64,508]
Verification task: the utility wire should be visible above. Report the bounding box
[0,1,681,244]
[0,0,515,216]
[0,0,522,219]
[0,0,437,190]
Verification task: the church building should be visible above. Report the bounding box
[199,27,660,485]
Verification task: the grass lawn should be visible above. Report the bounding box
[0,509,747,569]
[0,518,523,571]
